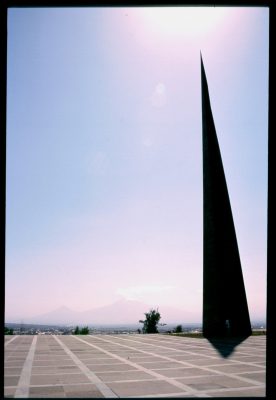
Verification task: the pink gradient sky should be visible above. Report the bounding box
[6,7,268,322]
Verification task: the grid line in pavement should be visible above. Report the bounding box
[14,336,37,398]
[92,334,264,387]
[5,336,19,346]
[4,334,266,398]
[72,335,199,396]
[53,335,118,398]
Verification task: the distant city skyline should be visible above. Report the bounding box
[6,7,268,323]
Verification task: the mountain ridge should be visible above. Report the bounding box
[17,299,200,325]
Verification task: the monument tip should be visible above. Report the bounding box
[200,50,203,62]
[200,52,205,75]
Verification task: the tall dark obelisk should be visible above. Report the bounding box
[201,55,252,338]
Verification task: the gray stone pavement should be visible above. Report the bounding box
[4,334,266,398]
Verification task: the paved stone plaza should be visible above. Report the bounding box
[4,334,266,398]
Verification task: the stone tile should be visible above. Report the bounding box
[4,387,16,397]
[158,367,213,378]
[107,352,140,359]
[108,379,185,396]
[185,358,235,367]
[116,349,142,358]
[31,366,58,374]
[5,361,25,367]
[63,384,104,398]
[209,363,264,374]
[229,355,266,362]
[58,374,91,384]
[29,385,65,396]
[74,354,105,359]
[34,355,68,361]
[32,360,57,366]
[254,361,266,366]
[29,393,65,398]
[30,373,90,385]
[95,370,154,382]
[4,367,23,375]
[137,361,181,369]
[177,375,258,389]
[30,374,64,385]
[49,359,74,364]
[208,387,265,397]
[65,391,103,398]
[238,372,266,383]
[188,382,226,390]
[125,356,164,362]
[4,335,267,398]
[172,355,207,361]
[197,350,221,357]
[78,354,113,359]
[5,356,27,361]
[63,383,100,393]
[56,366,80,372]
[88,363,137,372]
[4,375,20,386]
[84,358,118,365]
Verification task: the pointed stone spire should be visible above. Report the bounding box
[201,54,252,338]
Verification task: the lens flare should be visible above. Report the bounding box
[141,7,227,38]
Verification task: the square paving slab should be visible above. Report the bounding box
[4,334,266,397]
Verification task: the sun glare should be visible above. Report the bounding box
[141,7,227,38]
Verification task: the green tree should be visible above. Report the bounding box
[74,326,80,335]
[174,324,183,333]
[139,308,161,334]
[4,327,13,335]
[80,326,89,335]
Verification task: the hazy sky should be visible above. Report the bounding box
[6,7,268,322]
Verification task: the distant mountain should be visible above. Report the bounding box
[23,299,200,326]
[24,306,81,325]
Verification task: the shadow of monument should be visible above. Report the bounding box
[205,335,251,358]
